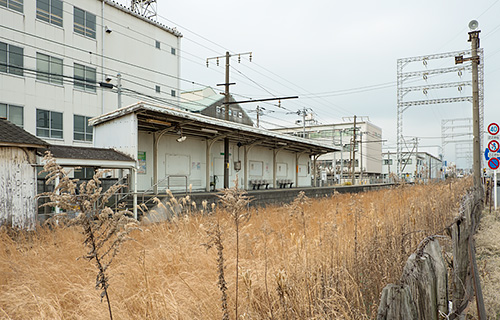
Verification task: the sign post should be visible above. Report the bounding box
[486,122,499,209]
[495,171,498,210]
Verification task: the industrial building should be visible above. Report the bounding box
[382,151,442,182]
[1,0,181,151]
[272,120,383,184]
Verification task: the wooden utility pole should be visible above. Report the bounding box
[223,52,230,189]
[470,31,481,189]
[207,53,298,189]
[456,26,481,189]
[360,132,363,183]
[256,105,264,128]
[387,151,391,182]
[207,51,252,188]
[351,115,357,184]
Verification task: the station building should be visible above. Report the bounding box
[90,102,340,194]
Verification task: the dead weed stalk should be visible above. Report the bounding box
[217,179,252,320]
[39,152,138,320]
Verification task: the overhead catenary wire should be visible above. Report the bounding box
[5,2,496,141]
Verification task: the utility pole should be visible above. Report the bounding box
[340,130,344,184]
[360,132,363,183]
[302,109,306,137]
[117,73,122,109]
[387,151,391,182]
[455,22,481,189]
[256,105,264,128]
[351,115,357,185]
[207,51,252,188]
[290,107,313,138]
[415,137,419,179]
[223,52,230,189]
[470,30,481,189]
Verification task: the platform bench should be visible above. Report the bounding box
[249,179,269,190]
[277,179,294,188]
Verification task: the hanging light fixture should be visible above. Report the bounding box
[176,128,186,143]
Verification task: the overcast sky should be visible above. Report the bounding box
[121,0,500,168]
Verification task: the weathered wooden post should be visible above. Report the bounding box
[377,284,418,320]
[401,238,448,320]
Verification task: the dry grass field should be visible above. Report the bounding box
[0,179,471,319]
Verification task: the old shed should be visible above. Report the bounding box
[0,118,48,229]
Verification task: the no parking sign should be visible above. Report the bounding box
[489,158,500,170]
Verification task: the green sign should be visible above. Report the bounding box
[138,151,146,174]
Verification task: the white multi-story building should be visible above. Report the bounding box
[1,0,181,147]
[272,121,383,183]
[382,151,442,182]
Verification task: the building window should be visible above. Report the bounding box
[171,89,176,97]
[36,53,63,85]
[74,167,94,179]
[238,111,243,118]
[155,85,160,93]
[171,47,176,55]
[74,63,96,92]
[36,0,63,27]
[74,7,96,39]
[216,106,220,113]
[0,42,23,76]
[0,103,23,127]
[383,159,393,165]
[0,0,23,13]
[37,109,63,139]
[155,40,160,49]
[73,115,92,142]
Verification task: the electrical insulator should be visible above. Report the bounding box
[249,53,252,62]
[216,57,219,66]
[238,54,241,63]
[206,60,209,67]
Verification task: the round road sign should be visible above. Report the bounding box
[488,140,500,153]
[488,158,500,170]
[488,123,499,135]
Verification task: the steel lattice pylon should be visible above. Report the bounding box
[396,48,484,177]
[441,118,473,168]
[131,0,157,19]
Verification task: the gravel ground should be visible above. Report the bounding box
[467,206,500,319]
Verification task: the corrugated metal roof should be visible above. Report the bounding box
[89,102,340,154]
[0,118,49,148]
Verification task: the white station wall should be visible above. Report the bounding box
[132,131,311,191]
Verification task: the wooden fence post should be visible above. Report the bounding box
[377,284,418,320]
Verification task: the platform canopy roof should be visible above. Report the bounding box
[90,102,340,155]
